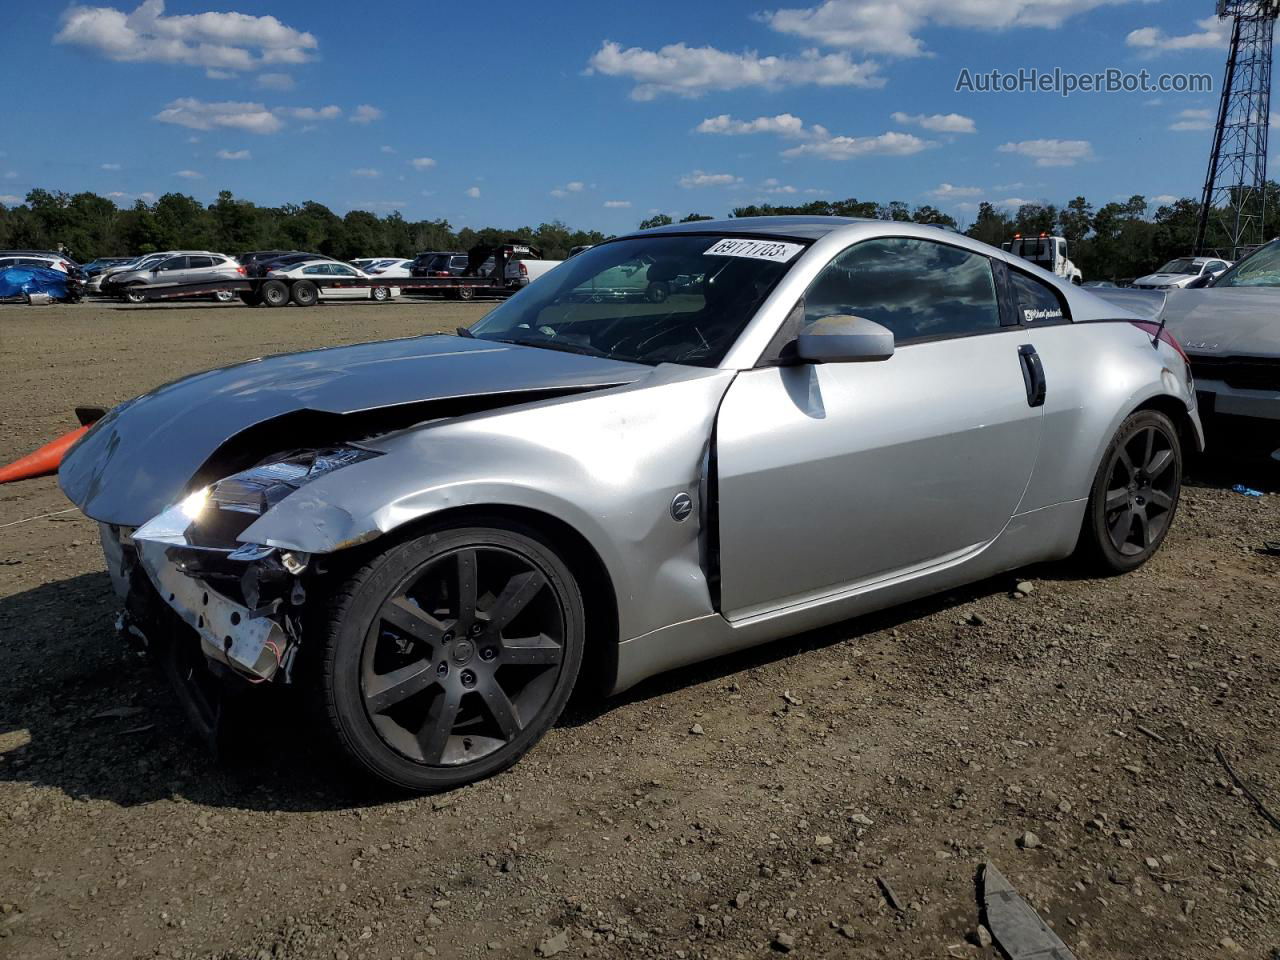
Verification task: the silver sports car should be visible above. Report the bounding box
[59,217,1203,792]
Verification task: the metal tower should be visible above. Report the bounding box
[1195,0,1279,258]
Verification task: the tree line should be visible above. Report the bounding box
[3,184,1275,280]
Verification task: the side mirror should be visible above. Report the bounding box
[796,315,894,363]
[1186,273,1212,288]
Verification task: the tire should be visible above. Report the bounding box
[372,286,390,302]
[123,286,147,304]
[316,523,585,792]
[1076,409,1182,575]
[238,291,258,306]
[645,281,669,303]
[457,285,475,301]
[213,289,236,303]
[291,280,319,307]
[261,280,290,308]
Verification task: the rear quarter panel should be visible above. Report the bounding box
[1019,320,1198,511]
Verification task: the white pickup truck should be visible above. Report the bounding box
[1003,234,1083,284]
[478,244,561,288]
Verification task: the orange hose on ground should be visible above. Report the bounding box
[0,425,91,484]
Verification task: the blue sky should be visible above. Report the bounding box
[1,1,1243,232]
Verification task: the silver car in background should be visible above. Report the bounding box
[59,216,1202,792]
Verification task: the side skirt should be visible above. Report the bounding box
[609,497,1085,695]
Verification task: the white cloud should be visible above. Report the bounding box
[380,145,396,154]
[465,186,481,198]
[351,167,380,178]
[155,97,282,133]
[409,157,436,170]
[206,68,233,79]
[256,72,294,90]
[350,104,383,124]
[1126,16,1230,54]
[762,0,1139,57]
[1151,194,1180,205]
[891,111,976,134]
[762,179,800,194]
[550,180,586,197]
[0,195,21,205]
[604,200,632,208]
[586,40,883,100]
[276,104,341,122]
[3,171,17,180]
[992,181,1025,190]
[54,0,317,71]
[216,148,250,159]
[928,182,982,199]
[783,130,933,159]
[100,162,122,170]
[1169,108,1212,132]
[696,113,818,138]
[995,196,1033,209]
[679,170,743,188]
[997,138,1093,166]
[174,169,203,179]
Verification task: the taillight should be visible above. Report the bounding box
[519,262,528,276]
[236,265,246,275]
[1129,320,1189,362]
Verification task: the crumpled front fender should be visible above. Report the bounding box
[241,365,737,643]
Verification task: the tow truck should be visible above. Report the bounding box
[1003,233,1083,285]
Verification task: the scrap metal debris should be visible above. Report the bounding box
[981,862,1076,960]
[1215,744,1280,832]
[875,876,905,913]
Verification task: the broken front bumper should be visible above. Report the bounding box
[99,522,299,683]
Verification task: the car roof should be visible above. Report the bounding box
[638,216,875,241]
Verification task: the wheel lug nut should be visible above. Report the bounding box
[461,670,476,688]
[437,662,449,678]
[470,623,482,636]
[442,632,454,644]
[480,647,497,661]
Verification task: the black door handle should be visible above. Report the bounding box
[1017,344,1046,408]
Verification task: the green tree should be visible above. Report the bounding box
[638,213,673,230]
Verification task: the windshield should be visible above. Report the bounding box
[468,234,805,367]
[1158,258,1198,274]
[1211,239,1280,287]
[1009,238,1055,262]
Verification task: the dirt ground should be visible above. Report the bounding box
[1,300,1278,960]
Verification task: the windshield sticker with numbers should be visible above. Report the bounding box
[703,238,804,262]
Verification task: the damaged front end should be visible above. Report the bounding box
[110,446,381,688]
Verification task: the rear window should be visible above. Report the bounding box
[1009,268,1069,324]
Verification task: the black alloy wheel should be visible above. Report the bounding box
[456,285,475,301]
[318,524,584,792]
[1079,409,1182,573]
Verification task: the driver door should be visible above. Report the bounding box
[714,236,1045,618]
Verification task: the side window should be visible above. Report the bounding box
[452,256,468,270]
[303,264,327,275]
[332,265,357,277]
[1009,269,1069,324]
[802,237,1001,344]
[158,257,187,271]
[188,256,215,269]
[1207,260,1227,274]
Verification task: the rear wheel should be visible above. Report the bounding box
[123,286,146,304]
[291,280,319,307]
[372,286,391,302]
[261,280,290,308]
[213,289,236,303]
[317,524,584,792]
[456,285,475,301]
[1077,409,1182,574]
[646,281,669,303]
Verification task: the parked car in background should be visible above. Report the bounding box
[238,251,332,278]
[60,216,1201,792]
[1131,256,1231,290]
[1149,239,1280,456]
[365,258,414,278]
[1081,279,1118,288]
[108,252,244,303]
[0,251,81,275]
[568,244,594,258]
[82,256,134,292]
[411,251,470,277]
[265,259,400,302]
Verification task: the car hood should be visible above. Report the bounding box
[1158,287,1280,357]
[60,334,651,526]
[1133,273,1188,286]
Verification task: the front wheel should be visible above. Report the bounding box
[371,286,391,302]
[123,286,146,304]
[1076,409,1182,574]
[213,289,236,303]
[456,285,475,301]
[316,524,585,792]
